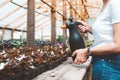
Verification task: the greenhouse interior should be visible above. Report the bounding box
[0,0,103,80]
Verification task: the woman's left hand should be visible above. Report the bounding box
[72,48,88,64]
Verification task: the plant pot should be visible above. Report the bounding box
[55,58,61,67]
[39,63,47,73]
[31,67,37,79]
[12,72,23,80]
[23,70,32,80]
[45,62,55,70]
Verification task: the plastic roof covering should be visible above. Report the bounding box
[0,0,58,39]
[0,0,52,29]
[0,0,102,39]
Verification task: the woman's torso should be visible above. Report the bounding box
[92,0,113,47]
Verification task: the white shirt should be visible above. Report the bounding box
[92,0,120,47]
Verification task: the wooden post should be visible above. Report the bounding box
[2,28,5,42]
[41,28,43,40]
[51,0,56,43]
[77,0,82,20]
[80,0,88,40]
[27,0,35,47]
[11,29,14,40]
[80,0,88,21]
[70,0,73,18]
[74,0,78,20]
[63,0,67,43]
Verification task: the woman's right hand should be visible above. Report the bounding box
[78,21,92,34]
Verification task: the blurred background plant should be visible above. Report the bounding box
[84,40,94,47]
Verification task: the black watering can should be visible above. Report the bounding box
[61,18,86,61]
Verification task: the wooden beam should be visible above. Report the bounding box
[0,27,26,32]
[27,0,35,47]
[13,13,40,30]
[0,2,27,22]
[74,0,78,20]
[36,1,49,9]
[13,20,27,30]
[77,0,81,20]
[88,16,98,18]
[79,0,89,21]
[7,13,27,26]
[66,0,81,18]
[35,17,50,28]
[1,28,5,41]
[35,1,45,6]
[51,0,56,43]
[35,8,49,15]
[41,0,65,19]
[35,22,50,31]
[87,9,100,12]
[62,0,67,43]
[84,1,101,8]
[0,8,20,21]
[69,0,73,18]
[35,16,46,23]
[12,5,49,30]
[0,0,10,8]
[11,29,14,40]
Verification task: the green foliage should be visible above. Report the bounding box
[13,39,26,47]
[84,40,94,47]
[56,35,63,43]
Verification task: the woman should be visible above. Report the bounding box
[72,0,120,80]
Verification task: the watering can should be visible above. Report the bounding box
[61,18,86,61]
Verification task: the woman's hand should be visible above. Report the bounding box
[78,21,92,34]
[72,48,88,64]
[78,25,88,33]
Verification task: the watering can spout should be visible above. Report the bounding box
[61,18,74,29]
[61,24,67,29]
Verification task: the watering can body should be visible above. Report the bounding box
[62,18,86,61]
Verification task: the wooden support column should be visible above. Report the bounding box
[1,28,5,49]
[80,0,88,21]
[51,0,56,43]
[2,28,5,41]
[74,0,78,20]
[27,0,35,47]
[70,0,73,18]
[79,0,84,20]
[78,0,82,20]
[41,28,43,41]
[11,29,14,40]
[63,0,67,43]
[78,0,88,40]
